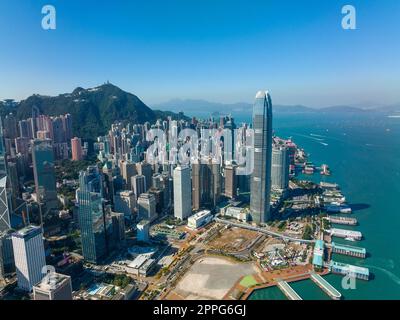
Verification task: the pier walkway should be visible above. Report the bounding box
[310,272,342,300]
[276,280,303,300]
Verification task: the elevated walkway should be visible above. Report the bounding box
[277,279,302,300]
[310,272,342,300]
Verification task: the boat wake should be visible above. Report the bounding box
[310,133,326,138]
[364,265,400,286]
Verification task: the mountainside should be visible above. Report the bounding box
[8,83,158,139]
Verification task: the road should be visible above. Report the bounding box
[214,217,316,244]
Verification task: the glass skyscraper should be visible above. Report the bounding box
[77,166,111,264]
[250,91,273,223]
[32,139,58,218]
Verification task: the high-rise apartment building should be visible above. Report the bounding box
[271,146,289,190]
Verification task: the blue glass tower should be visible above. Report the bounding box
[77,166,111,264]
[250,91,273,223]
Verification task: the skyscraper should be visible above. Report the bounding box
[271,146,290,190]
[173,166,192,220]
[0,118,7,178]
[0,177,10,233]
[32,139,58,217]
[131,175,146,198]
[136,161,152,191]
[12,225,46,291]
[250,91,273,223]
[224,164,237,199]
[71,137,83,161]
[137,193,156,222]
[77,166,111,264]
[191,160,221,211]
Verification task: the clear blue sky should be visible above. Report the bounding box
[0,0,399,107]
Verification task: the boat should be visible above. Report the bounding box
[345,237,356,242]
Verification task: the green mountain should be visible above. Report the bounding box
[5,83,160,139]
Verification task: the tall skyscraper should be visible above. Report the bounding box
[120,161,137,190]
[173,166,192,220]
[77,166,111,264]
[224,164,237,199]
[192,161,221,211]
[0,118,7,178]
[250,91,273,223]
[131,175,146,198]
[71,137,83,161]
[0,230,15,279]
[0,177,11,233]
[32,139,58,217]
[136,162,152,191]
[271,146,290,190]
[11,225,46,291]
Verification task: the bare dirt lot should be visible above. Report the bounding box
[207,227,260,253]
[166,256,257,300]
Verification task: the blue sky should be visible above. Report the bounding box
[0,0,399,107]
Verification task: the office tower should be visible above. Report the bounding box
[149,188,164,215]
[18,119,34,139]
[111,211,125,245]
[32,139,58,215]
[136,220,150,242]
[0,230,15,279]
[61,114,73,142]
[7,161,20,201]
[0,177,11,233]
[224,164,237,199]
[3,113,18,140]
[0,118,7,178]
[12,225,46,291]
[136,161,152,191]
[152,173,162,189]
[250,91,273,223]
[173,166,192,220]
[271,146,290,190]
[33,272,73,300]
[137,193,156,222]
[120,161,137,190]
[132,175,146,198]
[15,137,30,155]
[192,161,221,211]
[114,190,136,220]
[71,137,83,161]
[52,117,65,143]
[77,166,111,264]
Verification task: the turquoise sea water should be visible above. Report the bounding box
[189,111,400,299]
[236,112,400,300]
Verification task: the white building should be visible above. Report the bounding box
[173,166,192,220]
[187,210,212,229]
[12,225,46,291]
[33,272,73,300]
